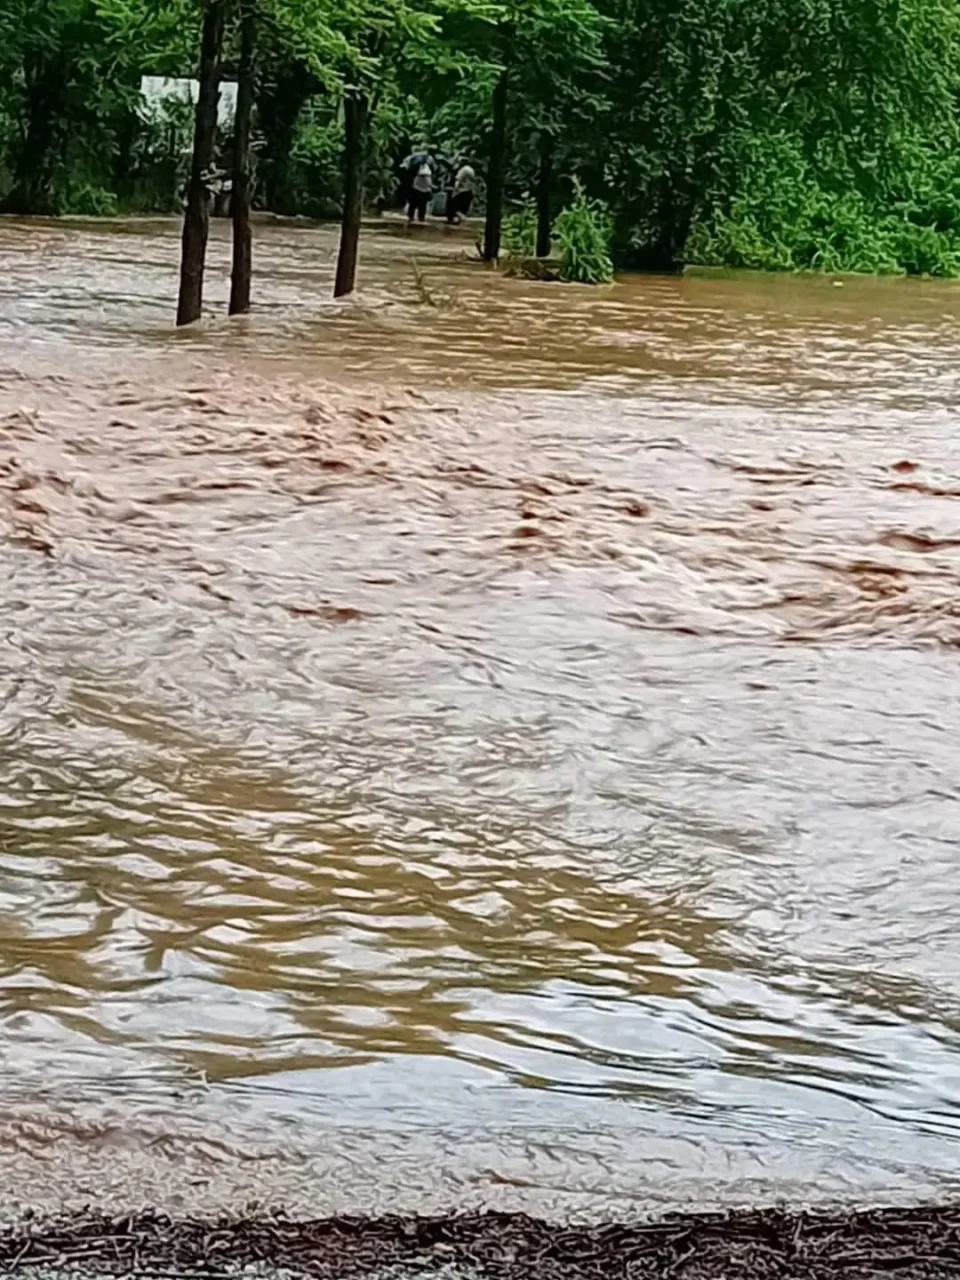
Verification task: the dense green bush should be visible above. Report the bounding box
[684,132,960,276]
[64,182,120,216]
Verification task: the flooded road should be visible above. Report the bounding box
[1,214,960,1216]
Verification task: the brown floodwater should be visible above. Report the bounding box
[1,214,960,1217]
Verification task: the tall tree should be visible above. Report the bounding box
[534,128,553,258]
[176,0,226,326]
[333,90,367,296]
[229,0,257,315]
[324,0,473,297]
[437,0,605,263]
[482,67,507,260]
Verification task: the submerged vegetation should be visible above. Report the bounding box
[3,0,960,314]
[502,200,538,259]
[554,183,614,284]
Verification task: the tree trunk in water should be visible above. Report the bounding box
[482,71,509,262]
[177,0,226,327]
[229,9,256,316]
[333,94,368,299]
[535,130,553,259]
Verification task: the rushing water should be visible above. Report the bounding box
[1,214,960,1216]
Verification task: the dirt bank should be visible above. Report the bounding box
[3,1207,960,1280]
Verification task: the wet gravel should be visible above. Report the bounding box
[1,1207,960,1280]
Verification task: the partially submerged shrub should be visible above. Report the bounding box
[502,199,538,257]
[554,182,614,283]
[64,183,119,217]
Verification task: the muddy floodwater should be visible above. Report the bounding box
[1,215,960,1217]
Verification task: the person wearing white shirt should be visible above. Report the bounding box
[446,162,477,224]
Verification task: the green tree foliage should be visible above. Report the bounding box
[427,0,605,258]
[594,0,960,273]
[2,0,960,279]
[0,0,195,213]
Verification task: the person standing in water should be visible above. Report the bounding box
[400,147,429,207]
[406,156,434,223]
[446,161,477,224]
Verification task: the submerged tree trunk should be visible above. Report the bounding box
[333,93,368,299]
[482,71,509,262]
[229,8,257,316]
[535,130,553,259]
[177,0,226,327]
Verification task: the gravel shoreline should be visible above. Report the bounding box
[1,1207,960,1280]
